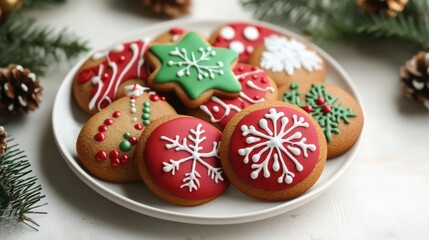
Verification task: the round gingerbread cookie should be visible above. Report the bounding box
[248,35,326,88]
[209,22,280,63]
[73,39,150,115]
[220,101,327,201]
[135,115,228,206]
[146,32,241,108]
[152,27,188,44]
[189,63,278,130]
[279,82,364,159]
[76,85,177,182]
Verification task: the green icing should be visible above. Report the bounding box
[282,83,357,142]
[144,101,150,107]
[143,120,151,126]
[149,32,241,99]
[123,132,131,139]
[119,140,132,152]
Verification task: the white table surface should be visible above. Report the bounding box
[2,0,429,239]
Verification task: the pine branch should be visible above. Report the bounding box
[241,0,429,49]
[23,0,66,9]
[0,140,46,231]
[0,15,89,75]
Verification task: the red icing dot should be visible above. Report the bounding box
[109,150,119,159]
[303,105,313,113]
[112,111,121,118]
[94,132,105,141]
[95,151,107,161]
[252,74,258,80]
[250,66,258,71]
[129,137,138,145]
[216,35,224,43]
[77,69,94,83]
[169,27,184,35]
[316,97,325,105]
[260,77,268,84]
[160,96,166,101]
[130,95,136,99]
[101,72,110,81]
[112,158,121,167]
[100,100,110,109]
[253,95,261,100]
[104,118,114,125]
[118,55,126,63]
[238,66,245,72]
[150,94,160,101]
[239,77,246,82]
[120,155,129,163]
[134,123,143,130]
[323,105,332,114]
[98,125,107,132]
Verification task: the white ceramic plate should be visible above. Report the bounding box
[52,19,364,225]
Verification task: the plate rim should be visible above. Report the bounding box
[52,18,365,225]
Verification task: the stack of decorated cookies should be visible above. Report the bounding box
[74,22,363,206]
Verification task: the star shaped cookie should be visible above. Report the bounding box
[147,32,241,108]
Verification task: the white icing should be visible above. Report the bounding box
[200,96,242,123]
[238,108,316,184]
[20,83,28,92]
[160,123,224,192]
[213,106,220,112]
[220,26,235,40]
[171,34,181,42]
[132,117,138,123]
[247,46,254,53]
[124,84,150,97]
[243,26,259,41]
[260,35,323,75]
[168,47,224,80]
[229,41,245,54]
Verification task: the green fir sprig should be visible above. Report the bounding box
[241,0,429,49]
[0,139,46,231]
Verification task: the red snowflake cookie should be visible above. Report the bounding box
[209,22,280,63]
[136,115,229,206]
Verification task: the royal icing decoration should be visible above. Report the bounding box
[229,107,320,190]
[149,32,241,99]
[200,64,274,128]
[76,39,150,111]
[144,117,227,199]
[169,27,185,42]
[283,83,357,142]
[213,23,279,63]
[260,35,322,75]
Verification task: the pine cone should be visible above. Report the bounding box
[142,0,191,18]
[356,0,408,16]
[0,126,7,156]
[0,64,43,115]
[400,51,429,110]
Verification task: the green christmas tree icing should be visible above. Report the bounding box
[149,32,241,100]
[283,83,357,142]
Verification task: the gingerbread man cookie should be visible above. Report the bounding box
[73,39,150,115]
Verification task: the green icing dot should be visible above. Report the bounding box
[290,82,299,90]
[143,113,150,119]
[119,140,132,152]
[143,108,151,113]
[123,132,131,139]
[144,101,151,107]
[143,120,151,126]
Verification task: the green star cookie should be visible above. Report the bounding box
[149,32,241,100]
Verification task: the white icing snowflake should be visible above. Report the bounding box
[238,108,317,184]
[161,123,224,192]
[260,35,322,75]
[168,47,225,80]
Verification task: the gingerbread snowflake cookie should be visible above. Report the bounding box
[73,39,150,115]
[189,63,278,130]
[135,115,228,206]
[279,82,363,158]
[76,85,177,182]
[209,22,280,63]
[249,35,326,88]
[220,101,327,201]
[146,32,242,108]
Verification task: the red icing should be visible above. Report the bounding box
[149,93,166,102]
[323,105,332,114]
[112,111,121,118]
[316,97,325,105]
[98,125,107,132]
[169,27,184,35]
[109,150,119,159]
[120,155,129,163]
[134,123,143,130]
[94,132,105,141]
[303,105,313,113]
[229,107,320,190]
[212,22,280,63]
[200,64,274,129]
[104,119,114,125]
[128,137,138,145]
[112,158,121,167]
[144,117,228,200]
[76,40,150,111]
[96,151,107,161]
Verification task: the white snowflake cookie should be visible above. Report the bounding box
[249,35,326,88]
[135,115,228,206]
[220,101,327,201]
